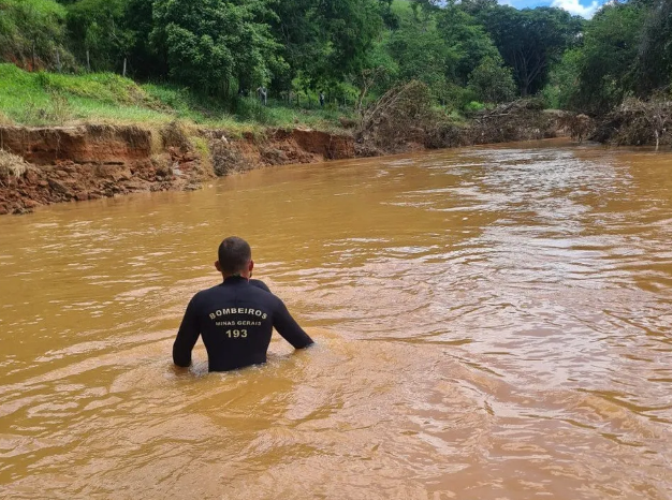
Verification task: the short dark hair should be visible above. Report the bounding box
[218,236,252,275]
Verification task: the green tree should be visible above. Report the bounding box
[386,6,456,99]
[150,0,281,96]
[436,5,500,86]
[354,34,398,112]
[479,5,583,96]
[0,0,72,71]
[122,0,167,79]
[468,55,516,104]
[573,2,647,115]
[541,48,581,109]
[632,0,672,95]
[65,0,133,72]
[267,0,383,94]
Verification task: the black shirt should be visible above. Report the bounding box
[173,277,314,372]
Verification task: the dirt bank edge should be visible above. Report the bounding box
[0,123,355,215]
[0,106,574,216]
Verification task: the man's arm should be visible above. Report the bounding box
[173,297,201,367]
[273,299,314,349]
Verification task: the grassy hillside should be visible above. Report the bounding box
[0,64,350,133]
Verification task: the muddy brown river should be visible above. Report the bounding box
[1,140,671,499]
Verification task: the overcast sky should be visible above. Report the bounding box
[503,0,606,17]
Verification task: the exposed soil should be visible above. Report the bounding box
[0,124,357,215]
[0,125,152,165]
[0,107,574,216]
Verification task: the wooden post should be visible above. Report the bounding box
[56,49,61,73]
[31,42,36,72]
[86,50,91,73]
[122,58,127,78]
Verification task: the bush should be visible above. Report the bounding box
[467,56,516,104]
[464,101,485,115]
[0,0,74,71]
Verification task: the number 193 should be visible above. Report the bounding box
[225,329,247,338]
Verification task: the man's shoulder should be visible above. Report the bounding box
[249,279,272,293]
[190,285,221,304]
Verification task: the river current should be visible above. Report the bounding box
[1,140,671,499]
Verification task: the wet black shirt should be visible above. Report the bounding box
[173,277,314,372]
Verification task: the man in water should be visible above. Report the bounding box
[173,236,314,371]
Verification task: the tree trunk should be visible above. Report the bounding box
[86,50,91,73]
[356,85,369,115]
[122,58,127,78]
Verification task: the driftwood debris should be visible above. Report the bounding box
[592,97,672,149]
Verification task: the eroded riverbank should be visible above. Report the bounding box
[0,123,355,215]
[0,102,580,215]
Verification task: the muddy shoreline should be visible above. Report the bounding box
[0,123,357,215]
[0,108,573,215]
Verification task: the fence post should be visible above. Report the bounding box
[56,49,61,73]
[122,58,127,78]
[86,50,91,73]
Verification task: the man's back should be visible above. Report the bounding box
[173,276,313,372]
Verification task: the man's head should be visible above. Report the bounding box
[216,236,254,278]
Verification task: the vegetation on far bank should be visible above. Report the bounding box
[0,64,353,133]
[0,0,670,143]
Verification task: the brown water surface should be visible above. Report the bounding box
[1,141,672,499]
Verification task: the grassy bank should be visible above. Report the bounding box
[0,64,351,134]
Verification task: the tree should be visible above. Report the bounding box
[479,6,583,96]
[572,2,647,115]
[468,55,516,104]
[632,0,672,95]
[436,5,500,86]
[65,0,133,72]
[267,0,384,94]
[386,6,456,100]
[122,0,168,79]
[354,35,398,112]
[0,0,71,71]
[541,48,581,109]
[150,0,281,96]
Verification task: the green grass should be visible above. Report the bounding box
[0,63,352,133]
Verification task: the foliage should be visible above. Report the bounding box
[1,0,671,128]
[65,0,133,72]
[478,5,583,96]
[541,48,581,109]
[468,56,516,104]
[150,0,281,96]
[386,6,456,98]
[0,0,73,71]
[0,63,353,131]
[436,6,500,85]
[572,2,647,115]
[631,0,672,96]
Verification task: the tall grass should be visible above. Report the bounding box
[0,64,353,132]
